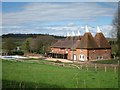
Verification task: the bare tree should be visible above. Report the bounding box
[114,2,120,58]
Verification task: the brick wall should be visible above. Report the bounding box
[88,49,111,60]
[50,48,111,61]
[67,48,111,61]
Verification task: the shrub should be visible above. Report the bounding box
[8,50,24,55]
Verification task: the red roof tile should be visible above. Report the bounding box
[94,32,111,48]
[77,32,98,49]
[51,32,110,49]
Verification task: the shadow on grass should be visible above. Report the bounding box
[2,80,65,88]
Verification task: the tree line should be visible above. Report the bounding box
[2,35,57,55]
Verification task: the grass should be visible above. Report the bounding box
[2,59,118,88]
[91,59,119,64]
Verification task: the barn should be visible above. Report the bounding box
[50,26,111,61]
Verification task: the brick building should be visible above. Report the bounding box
[50,26,111,61]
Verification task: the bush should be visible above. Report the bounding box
[8,50,24,55]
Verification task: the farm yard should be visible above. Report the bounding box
[1,59,119,88]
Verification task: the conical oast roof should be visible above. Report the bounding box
[77,32,98,49]
[94,32,111,48]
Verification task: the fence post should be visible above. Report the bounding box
[118,61,119,65]
[114,66,116,73]
[80,65,82,70]
[95,64,97,71]
[62,63,64,67]
[76,78,78,88]
[35,85,37,89]
[84,80,86,88]
[104,65,106,72]
[86,64,88,70]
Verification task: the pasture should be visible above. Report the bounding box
[2,59,118,88]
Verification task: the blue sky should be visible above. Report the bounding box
[1,2,118,37]
[2,0,120,2]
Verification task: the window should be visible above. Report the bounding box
[79,54,85,61]
[97,56,103,60]
[97,56,99,59]
[82,56,84,59]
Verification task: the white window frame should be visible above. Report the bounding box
[79,54,85,61]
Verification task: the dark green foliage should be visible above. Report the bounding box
[117,2,120,59]
[22,35,56,54]
[2,34,64,54]
[7,50,24,55]
[21,38,32,53]
[2,38,17,52]
[2,34,65,45]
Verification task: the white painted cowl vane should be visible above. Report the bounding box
[72,31,75,36]
[85,25,89,32]
[77,30,80,36]
[97,26,101,33]
[67,32,70,37]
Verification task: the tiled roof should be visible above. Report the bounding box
[51,32,110,49]
[77,32,98,49]
[94,32,111,48]
[51,36,82,49]
[51,40,64,48]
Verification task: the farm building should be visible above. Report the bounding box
[49,26,111,61]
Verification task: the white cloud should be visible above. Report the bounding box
[1,22,114,37]
[2,2,117,37]
[3,2,117,26]
[43,23,114,37]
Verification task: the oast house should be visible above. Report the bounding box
[49,26,111,61]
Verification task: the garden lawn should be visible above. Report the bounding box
[2,60,118,88]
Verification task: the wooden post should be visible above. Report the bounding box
[104,65,106,72]
[114,66,116,73]
[118,61,119,65]
[84,80,86,88]
[35,86,38,89]
[86,64,88,70]
[56,54,57,58]
[76,78,78,88]
[62,63,64,67]
[95,64,97,71]
[80,65,82,70]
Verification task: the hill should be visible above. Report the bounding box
[1,34,65,46]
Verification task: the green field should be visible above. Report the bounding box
[91,59,119,64]
[2,59,118,88]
